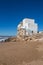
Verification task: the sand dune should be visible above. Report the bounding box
[0,39,43,65]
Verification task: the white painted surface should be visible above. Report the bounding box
[17,18,38,35]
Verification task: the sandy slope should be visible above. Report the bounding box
[0,40,43,65]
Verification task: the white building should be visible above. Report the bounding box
[17,18,38,36]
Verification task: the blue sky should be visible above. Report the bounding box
[0,0,43,36]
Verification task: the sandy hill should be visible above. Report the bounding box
[4,32,43,42]
[0,32,42,65]
[0,38,43,65]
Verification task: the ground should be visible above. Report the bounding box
[0,40,43,65]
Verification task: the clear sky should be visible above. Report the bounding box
[0,0,43,36]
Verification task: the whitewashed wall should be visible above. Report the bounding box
[17,18,38,36]
[23,18,38,33]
